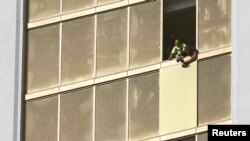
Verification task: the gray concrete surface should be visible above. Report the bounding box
[0,0,24,141]
[232,0,250,124]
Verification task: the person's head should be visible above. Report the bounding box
[175,39,181,47]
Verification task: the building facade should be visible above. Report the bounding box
[0,0,250,141]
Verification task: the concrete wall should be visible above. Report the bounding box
[232,0,250,124]
[0,0,24,141]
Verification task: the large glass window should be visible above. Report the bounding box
[198,133,208,141]
[27,24,60,93]
[199,0,231,52]
[129,72,159,141]
[97,8,128,77]
[61,16,95,85]
[95,80,127,141]
[170,136,195,141]
[60,88,93,141]
[130,0,161,69]
[160,63,197,134]
[25,96,58,141]
[98,0,123,6]
[29,0,60,22]
[198,54,231,125]
[63,0,95,13]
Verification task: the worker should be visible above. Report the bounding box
[168,39,199,68]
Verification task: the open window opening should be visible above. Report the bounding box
[163,0,196,62]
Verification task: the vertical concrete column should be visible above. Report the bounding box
[0,0,24,141]
[232,0,250,124]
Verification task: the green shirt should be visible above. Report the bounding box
[171,43,187,55]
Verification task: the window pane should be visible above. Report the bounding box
[199,0,231,52]
[63,0,95,13]
[98,0,123,6]
[61,16,95,85]
[97,8,127,77]
[25,96,58,141]
[171,136,195,141]
[198,55,231,125]
[198,133,208,141]
[129,72,159,141]
[95,80,126,141]
[160,63,197,134]
[27,24,60,93]
[29,0,60,22]
[130,1,161,69]
[60,88,93,141]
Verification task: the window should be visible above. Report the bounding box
[130,0,161,69]
[25,96,58,141]
[163,0,196,61]
[198,54,231,125]
[61,16,95,85]
[97,8,128,77]
[95,80,127,141]
[27,24,60,93]
[129,72,159,141]
[60,88,93,141]
[29,0,60,22]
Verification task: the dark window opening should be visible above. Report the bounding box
[163,0,196,61]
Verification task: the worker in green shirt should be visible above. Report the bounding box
[168,39,199,68]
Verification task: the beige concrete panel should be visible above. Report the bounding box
[60,88,93,141]
[160,62,197,134]
[25,96,58,141]
[61,16,95,85]
[27,24,60,93]
[130,0,161,69]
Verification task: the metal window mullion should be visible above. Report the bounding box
[127,7,130,72]
[160,0,163,62]
[126,78,129,141]
[93,86,96,141]
[94,14,97,79]
[60,0,63,14]
[59,23,63,87]
[57,94,61,141]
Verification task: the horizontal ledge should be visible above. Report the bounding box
[95,71,127,84]
[25,87,59,100]
[160,128,196,141]
[128,64,161,76]
[129,0,147,5]
[28,17,61,28]
[25,48,231,100]
[198,46,231,59]
[96,1,128,13]
[59,79,94,93]
[61,8,96,21]
[140,137,160,141]
[27,0,150,29]
[160,119,231,140]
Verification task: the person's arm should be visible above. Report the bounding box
[168,47,177,60]
[184,49,199,64]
